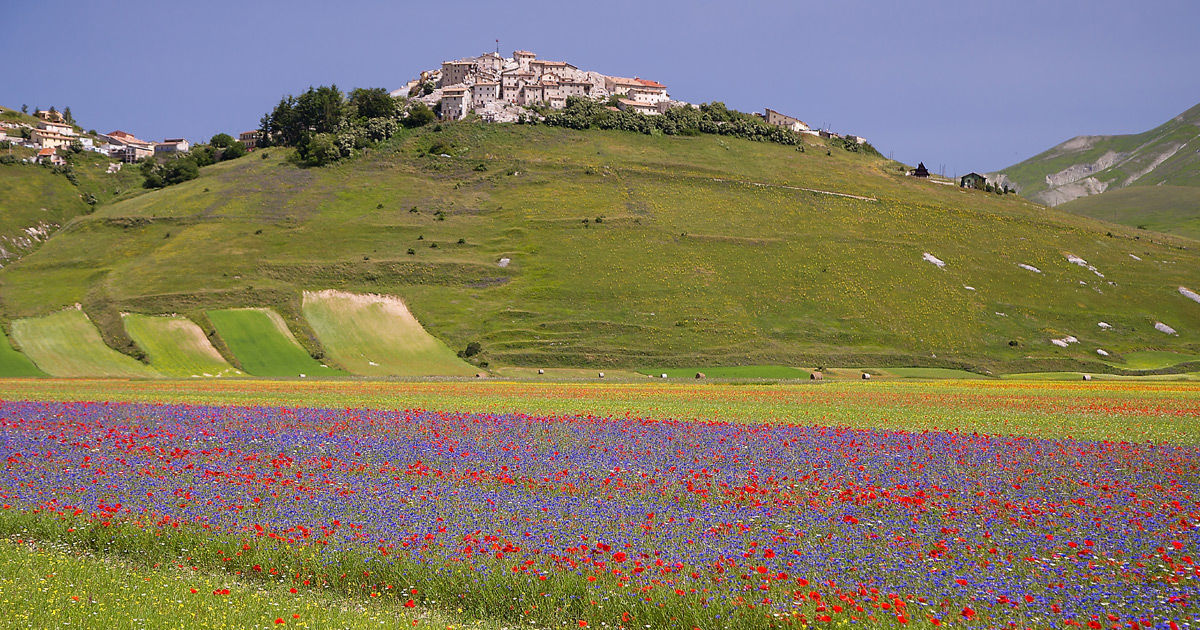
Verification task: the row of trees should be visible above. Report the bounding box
[258,86,434,166]
[540,97,880,155]
[20,104,74,125]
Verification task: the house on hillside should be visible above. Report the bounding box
[439,86,469,121]
[764,108,810,133]
[439,60,474,88]
[36,147,65,166]
[471,82,500,106]
[34,109,65,124]
[239,130,260,150]
[604,76,669,103]
[155,138,190,154]
[960,172,988,189]
[29,127,74,150]
[102,130,155,162]
[911,162,930,178]
[616,98,660,116]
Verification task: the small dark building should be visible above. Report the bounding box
[960,172,988,189]
[912,162,930,178]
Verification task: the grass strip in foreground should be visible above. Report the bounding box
[0,536,489,630]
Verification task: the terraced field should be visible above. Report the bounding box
[301,289,475,377]
[10,310,159,378]
[122,314,241,377]
[206,308,348,377]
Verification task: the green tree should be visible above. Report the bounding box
[191,145,216,167]
[221,141,247,160]
[210,133,236,148]
[403,102,435,128]
[348,87,396,120]
[20,104,27,114]
[63,106,74,125]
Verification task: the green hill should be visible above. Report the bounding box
[990,103,1200,239]
[1,122,1198,373]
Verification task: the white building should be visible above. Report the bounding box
[471,82,500,105]
[764,108,810,133]
[154,138,190,153]
[440,86,469,121]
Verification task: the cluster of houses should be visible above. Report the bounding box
[396,49,868,146]
[394,49,684,123]
[2,109,260,167]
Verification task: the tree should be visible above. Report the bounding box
[63,107,74,125]
[210,133,236,148]
[403,102,435,128]
[221,141,247,160]
[21,104,27,114]
[348,87,396,120]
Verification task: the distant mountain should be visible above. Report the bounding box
[993,102,1200,210]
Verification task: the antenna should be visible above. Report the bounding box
[495,39,500,55]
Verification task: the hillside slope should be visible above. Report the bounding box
[992,102,1200,205]
[1,123,1197,373]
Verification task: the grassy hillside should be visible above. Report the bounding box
[123,314,242,377]
[302,289,476,376]
[207,308,348,377]
[1,123,1198,373]
[1056,185,1200,241]
[11,309,160,378]
[993,102,1200,209]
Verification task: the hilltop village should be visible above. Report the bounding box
[393,49,868,146]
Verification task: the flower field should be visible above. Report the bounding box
[2,391,1198,628]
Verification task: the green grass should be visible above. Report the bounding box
[207,308,348,377]
[638,365,810,379]
[2,123,1198,374]
[0,326,44,377]
[0,538,481,630]
[9,310,160,378]
[863,366,988,379]
[301,289,476,377]
[1105,349,1200,369]
[1058,185,1200,241]
[122,313,242,377]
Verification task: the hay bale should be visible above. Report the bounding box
[861,372,871,380]
[537,369,544,375]
[661,373,668,379]
[810,372,824,380]
[598,372,605,378]
[1082,374,1092,381]
[475,373,485,379]
[695,372,705,379]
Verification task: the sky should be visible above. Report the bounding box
[3,0,1197,176]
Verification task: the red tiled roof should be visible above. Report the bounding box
[635,78,666,88]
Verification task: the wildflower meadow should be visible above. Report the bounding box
[1,388,1197,628]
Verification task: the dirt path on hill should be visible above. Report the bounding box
[708,177,878,201]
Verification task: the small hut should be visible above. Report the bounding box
[960,172,988,189]
[810,372,824,380]
[861,372,871,380]
[912,162,930,178]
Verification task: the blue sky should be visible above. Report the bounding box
[4,0,1197,175]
